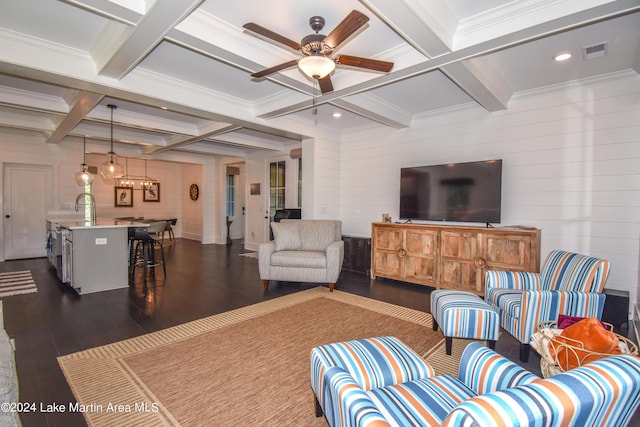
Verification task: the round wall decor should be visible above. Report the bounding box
[189,183,199,200]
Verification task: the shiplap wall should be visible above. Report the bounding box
[0,132,213,250]
[84,153,183,235]
[338,71,640,304]
[303,135,341,219]
[181,163,203,241]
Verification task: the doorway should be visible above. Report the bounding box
[225,162,245,243]
[3,163,53,260]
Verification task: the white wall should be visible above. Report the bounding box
[303,135,341,219]
[244,151,266,250]
[84,154,183,233]
[0,130,218,257]
[181,163,203,241]
[338,71,640,305]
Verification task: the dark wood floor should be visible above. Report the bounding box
[0,238,627,426]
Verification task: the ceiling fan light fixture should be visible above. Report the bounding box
[298,55,335,79]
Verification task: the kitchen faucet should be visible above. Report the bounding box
[75,193,97,224]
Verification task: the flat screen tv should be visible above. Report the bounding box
[399,159,502,224]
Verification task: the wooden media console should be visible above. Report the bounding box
[371,222,541,295]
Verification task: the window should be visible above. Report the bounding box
[269,160,285,220]
[226,174,235,217]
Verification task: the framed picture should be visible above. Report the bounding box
[115,186,133,207]
[250,183,260,195]
[143,183,160,202]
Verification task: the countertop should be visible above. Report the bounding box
[53,219,150,230]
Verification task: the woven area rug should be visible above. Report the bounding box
[0,270,37,298]
[58,287,449,426]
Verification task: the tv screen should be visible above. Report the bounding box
[399,159,502,223]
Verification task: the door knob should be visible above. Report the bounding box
[4,214,9,219]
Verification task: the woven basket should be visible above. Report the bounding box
[531,320,638,378]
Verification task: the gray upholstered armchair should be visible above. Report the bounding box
[259,219,344,292]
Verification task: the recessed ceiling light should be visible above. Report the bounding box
[554,52,572,62]
[332,112,342,118]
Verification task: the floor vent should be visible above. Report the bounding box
[582,42,607,60]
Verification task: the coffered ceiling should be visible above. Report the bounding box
[0,0,638,158]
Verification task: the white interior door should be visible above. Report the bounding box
[3,163,52,259]
[234,165,245,240]
[267,159,286,240]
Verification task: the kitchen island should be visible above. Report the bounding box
[48,219,148,294]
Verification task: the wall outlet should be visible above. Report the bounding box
[251,231,256,241]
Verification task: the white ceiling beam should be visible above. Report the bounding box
[207,133,287,151]
[70,121,168,147]
[454,0,622,50]
[60,0,144,25]
[0,86,70,113]
[257,0,640,120]
[332,94,411,128]
[46,91,104,144]
[170,14,414,130]
[364,0,513,112]
[144,124,241,154]
[361,0,454,58]
[440,58,512,112]
[173,141,249,158]
[94,0,204,79]
[0,108,55,132]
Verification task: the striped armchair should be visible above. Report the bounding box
[485,250,610,362]
[312,338,640,427]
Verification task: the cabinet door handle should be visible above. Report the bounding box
[398,248,407,258]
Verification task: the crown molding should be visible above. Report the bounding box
[512,69,639,100]
[0,86,70,114]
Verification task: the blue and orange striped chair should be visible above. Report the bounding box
[443,347,640,426]
[312,338,640,427]
[485,250,610,362]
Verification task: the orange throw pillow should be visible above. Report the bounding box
[553,317,621,371]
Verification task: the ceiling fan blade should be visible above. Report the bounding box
[243,23,301,51]
[318,75,334,94]
[251,59,299,78]
[324,10,369,49]
[335,55,394,73]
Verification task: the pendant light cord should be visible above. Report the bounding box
[313,78,318,115]
[108,104,117,155]
[82,136,87,165]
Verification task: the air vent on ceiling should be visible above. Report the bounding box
[582,42,608,60]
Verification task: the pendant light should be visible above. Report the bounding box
[74,136,94,186]
[100,104,124,182]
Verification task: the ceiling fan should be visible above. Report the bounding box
[243,10,394,94]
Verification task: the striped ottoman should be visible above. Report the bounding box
[430,290,499,355]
